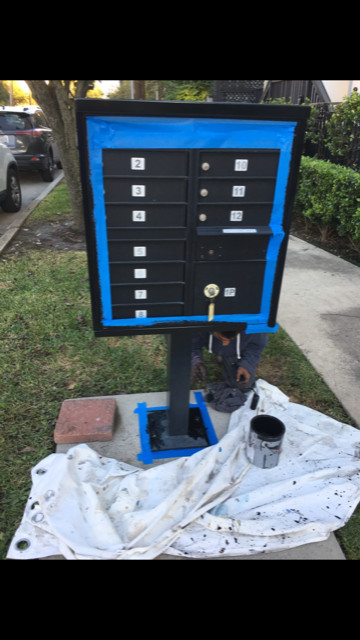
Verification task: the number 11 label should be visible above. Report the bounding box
[232,186,246,197]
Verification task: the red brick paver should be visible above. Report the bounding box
[54,398,117,444]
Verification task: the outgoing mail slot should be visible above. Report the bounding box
[109,262,185,284]
[105,204,187,228]
[111,283,184,305]
[108,239,186,262]
[196,228,271,261]
[192,261,266,315]
[198,178,276,203]
[103,149,189,176]
[104,177,188,203]
[199,150,280,177]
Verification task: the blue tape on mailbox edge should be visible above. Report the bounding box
[86,116,296,331]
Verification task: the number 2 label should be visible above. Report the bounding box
[131,157,145,170]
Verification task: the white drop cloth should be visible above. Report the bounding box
[7,380,360,560]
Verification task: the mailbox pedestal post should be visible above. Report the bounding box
[166,332,192,436]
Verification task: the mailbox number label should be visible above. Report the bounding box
[131,157,145,170]
[224,288,236,297]
[230,210,243,221]
[132,210,146,222]
[134,269,147,278]
[132,185,146,197]
[135,310,147,318]
[232,186,246,197]
[135,290,147,299]
[133,246,146,257]
[234,159,248,171]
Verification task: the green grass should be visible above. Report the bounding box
[30,181,72,221]
[1,182,359,560]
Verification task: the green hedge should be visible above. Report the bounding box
[293,156,360,243]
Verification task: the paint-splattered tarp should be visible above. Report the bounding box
[7,380,360,560]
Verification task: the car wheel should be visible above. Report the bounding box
[1,167,22,213]
[41,153,55,182]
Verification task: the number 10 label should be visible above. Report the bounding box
[234,159,248,171]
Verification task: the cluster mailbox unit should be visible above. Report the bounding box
[76,98,309,462]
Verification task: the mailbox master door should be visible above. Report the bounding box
[76,100,309,336]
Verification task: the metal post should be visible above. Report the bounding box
[166,332,192,436]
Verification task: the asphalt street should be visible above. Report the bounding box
[0,169,64,253]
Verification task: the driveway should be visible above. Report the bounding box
[0,168,64,253]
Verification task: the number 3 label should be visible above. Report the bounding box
[132,185,146,197]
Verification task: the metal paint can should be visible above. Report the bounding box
[246,415,285,469]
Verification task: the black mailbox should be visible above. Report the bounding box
[75,98,309,462]
[76,99,309,338]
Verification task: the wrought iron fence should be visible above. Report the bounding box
[304,102,360,171]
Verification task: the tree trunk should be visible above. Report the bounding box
[26,80,93,234]
[134,80,146,100]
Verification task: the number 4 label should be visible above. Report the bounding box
[132,210,146,222]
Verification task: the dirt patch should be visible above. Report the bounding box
[4,217,86,256]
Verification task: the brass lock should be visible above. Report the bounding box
[204,284,220,322]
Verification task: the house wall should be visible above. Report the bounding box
[322,80,360,102]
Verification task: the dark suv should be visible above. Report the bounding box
[0,106,61,181]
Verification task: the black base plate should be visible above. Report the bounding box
[146,407,210,452]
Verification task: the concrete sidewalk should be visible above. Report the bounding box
[278,235,360,429]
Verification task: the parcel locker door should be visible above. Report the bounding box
[192,261,266,315]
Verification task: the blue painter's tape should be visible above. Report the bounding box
[85,115,297,329]
[246,323,278,334]
[134,402,154,465]
[135,392,218,464]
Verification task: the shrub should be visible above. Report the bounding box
[294,156,360,245]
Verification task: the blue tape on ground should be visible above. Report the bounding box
[136,392,218,464]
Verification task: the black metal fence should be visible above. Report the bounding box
[304,102,360,170]
[212,80,264,103]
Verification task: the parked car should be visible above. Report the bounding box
[0,106,62,182]
[0,139,22,212]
